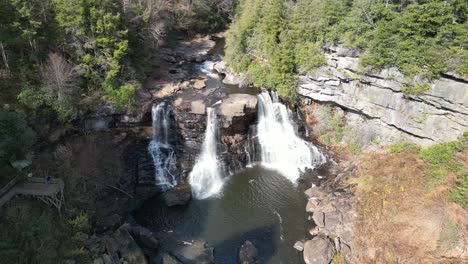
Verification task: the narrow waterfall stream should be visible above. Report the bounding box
[148,102,178,191]
[188,107,224,199]
[254,91,326,182]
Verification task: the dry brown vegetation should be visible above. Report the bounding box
[351,150,467,263]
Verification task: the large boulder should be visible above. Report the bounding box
[303,236,336,264]
[219,94,257,134]
[126,224,159,250]
[105,225,148,264]
[173,240,214,264]
[238,240,258,264]
[164,183,192,207]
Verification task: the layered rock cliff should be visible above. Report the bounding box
[297,46,468,145]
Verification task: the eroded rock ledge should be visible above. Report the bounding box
[297,49,468,145]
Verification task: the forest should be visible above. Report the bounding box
[225,0,467,99]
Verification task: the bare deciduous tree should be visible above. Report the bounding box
[40,53,78,105]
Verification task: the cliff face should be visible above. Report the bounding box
[297,47,468,145]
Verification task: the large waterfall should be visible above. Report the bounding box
[148,102,178,191]
[189,107,224,199]
[255,91,325,182]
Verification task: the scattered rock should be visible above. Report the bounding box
[303,236,336,264]
[164,183,192,207]
[238,240,258,264]
[173,240,214,264]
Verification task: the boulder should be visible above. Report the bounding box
[213,61,227,73]
[173,240,214,264]
[126,224,159,250]
[190,100,206,115]
[106,225,148,264]
[219,94,257,134]
[164,183,192,207]
[306,199,319,213]
[303,236,336,264]
[304,187,326,200]
[294,240,305,252]
[192,79,207,90]
[222,72,242,85]
[238,240,258,263]
[312,211,325,227]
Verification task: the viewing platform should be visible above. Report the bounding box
[0,177,65,211]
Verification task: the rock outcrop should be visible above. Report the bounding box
[297,47,468,145]
[164,183,192,207]
[105,224,148,264]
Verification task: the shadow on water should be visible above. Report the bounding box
[134,166,309,263]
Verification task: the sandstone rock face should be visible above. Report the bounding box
[219,94,257,134]
[164,183,192,207]
[297,50,468,145]
[303,236,336,264]
[238,240,258,264]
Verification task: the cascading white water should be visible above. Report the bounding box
[256,91,325,182]
[189,107,224,199]
[148,102,178,191]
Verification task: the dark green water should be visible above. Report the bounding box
[134,166,310,263]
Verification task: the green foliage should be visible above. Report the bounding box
[420,134,466,191]
[401,83,431,96]
[451,171,467,207]
[319,113,347,145]
[0,200,93,264]
[420,141,463,168]
[226,0,468,100]
[388,141,420,153]
[0,109,36,165]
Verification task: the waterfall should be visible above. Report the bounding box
[148,102,178,191]
[189,107,224,199]
[254,91,325,182]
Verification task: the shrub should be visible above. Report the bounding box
[388,141,420,154]
[451,172,467,208]
[420,141,462,168]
